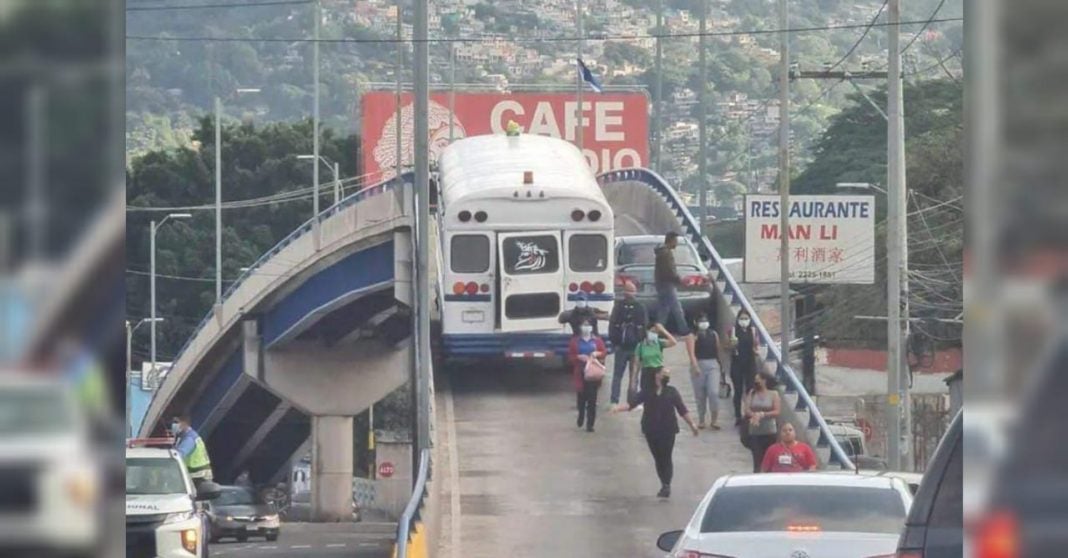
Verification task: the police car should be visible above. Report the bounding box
[126,439,220,558]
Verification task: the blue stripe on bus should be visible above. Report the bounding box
[566,293,615,301]
[443,294,492,302]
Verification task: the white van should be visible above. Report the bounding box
[437,133,614,359]
[126,440,220,558]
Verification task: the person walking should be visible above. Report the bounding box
[171,414,214,487]
[608,280,648,405]
[631,321,677,397]
[687,313,724,430]
[612,367,700,498]
[743,372,781,473]
[653,232,691,338]
[558,291,610,336]
[729,309,761,425]
[568,318,607,432]
[761,423,818,473]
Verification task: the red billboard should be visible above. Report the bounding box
[360,91,649,182]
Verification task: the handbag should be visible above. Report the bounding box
[718,379,733,400]
[583,356,607,381]
[738,420,752,449]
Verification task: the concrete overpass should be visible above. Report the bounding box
[139,175,418,520]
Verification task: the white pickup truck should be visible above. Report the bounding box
[126,440,221,558]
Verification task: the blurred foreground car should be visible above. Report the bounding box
[657,473,912,558]
[0,374,101,556]
[614,235,714,325]
[207,485,280,543]
[126,440,220,558]
[896,409,962,558]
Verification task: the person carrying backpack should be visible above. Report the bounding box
[608,281,648,405]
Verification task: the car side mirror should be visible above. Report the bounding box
[195,481,222,501]
[656,530,684,552]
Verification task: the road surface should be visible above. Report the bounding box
[437,341,753,557]
[210,522,394,558]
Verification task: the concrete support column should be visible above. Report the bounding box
[311,415,354,522]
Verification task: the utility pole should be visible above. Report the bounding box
[25,85,45,260]
[333,161,341,204]
[778,0,792,353]
[449,43,456,143]
[575,0,585,154]
[413,0,431,483]
[214,96,223,305]
[312,0,321,247]
[395,0,404,181]
[697,0,708,234]
[886,0,910,471]
[653,0,663,173]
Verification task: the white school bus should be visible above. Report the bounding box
[436,133,614,359]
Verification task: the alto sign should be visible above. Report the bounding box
[743,194,876,284]
[360,91,648,182]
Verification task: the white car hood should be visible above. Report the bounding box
[126,493,194,516]
[679,530,900,558]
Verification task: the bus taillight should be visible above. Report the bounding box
[568,282,579,292]
[452,282,466,295]
[465,282,479,295]
[580,281,593,293]
[592,281,606,293]
[479,283,490,293]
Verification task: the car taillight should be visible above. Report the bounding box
[593,281,606,293]
[452,282,466,295]
[682,274,710,287]
[465,281,479,295]
[977,510,1018,558]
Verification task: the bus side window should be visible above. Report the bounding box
[569,234,608,272]
[451,235,490,273]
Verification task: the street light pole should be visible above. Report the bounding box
[313,0,322,247]
[778,0,792,352]
[150,213,191,386]
[214,96,222,304]
[127,317,162,437]
[298,155,341,205]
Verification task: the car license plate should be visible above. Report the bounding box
[246,526,259,531]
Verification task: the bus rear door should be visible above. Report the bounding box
[497,231,564,332]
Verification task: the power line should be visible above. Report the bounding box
[125,17,964,45]
[127,0,312,12]
[827,0,887,72]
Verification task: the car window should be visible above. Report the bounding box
[0,388,74,436]
[569,234,608,272]
[450,235,490,273]
[216,487,257,506]
[701,485,906,534]
[928,438,963,528]
[618,241,700,267]
[126,457,187,495]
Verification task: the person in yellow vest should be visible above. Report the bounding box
[171,414,213,487]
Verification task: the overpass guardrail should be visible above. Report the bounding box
[597,167,855,470]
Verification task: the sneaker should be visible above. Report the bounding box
[709,422,722,431]
[698,420,707,430]
[586,426,595,433]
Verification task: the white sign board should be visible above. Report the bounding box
[744,194,875,284]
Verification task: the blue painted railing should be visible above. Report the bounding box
[395,448,431,558]
[598,168,854,470]
[155,172,414,406]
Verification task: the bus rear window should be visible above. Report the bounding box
[501,235,559,275]
[451,235,490,273]
[569,235,608,272]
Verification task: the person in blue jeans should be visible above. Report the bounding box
[654,232,691,339]
[608,281,647,404]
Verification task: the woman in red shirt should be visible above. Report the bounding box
[568,318,607,432]
[761,422,818,473]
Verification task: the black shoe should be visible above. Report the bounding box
[657,485,670,498]
[586,426,595,433]
[577,415,584,428]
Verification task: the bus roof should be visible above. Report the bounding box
[439,134,605,207]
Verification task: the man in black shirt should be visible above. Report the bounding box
[608,281,648,404]
[613,367,699,498]
[558,291,609,336]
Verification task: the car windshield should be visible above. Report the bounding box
[126,457,188,495]
[216,487,256,506]
[618,241,700,268]
[701,485,906,534]
[0,388,75,436]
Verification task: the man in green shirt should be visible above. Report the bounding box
[630,321,678,396]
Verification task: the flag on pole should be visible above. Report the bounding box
[577,58,603,93]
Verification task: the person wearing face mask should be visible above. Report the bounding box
[743,372,782,473]
[568,318,607,432]
[631,321,677,397]
[686,313,725,430]
[612,367,700,498]
[608,281,648,405]
[170,414,214,487]
[558,291,609,337]
[729,310,761,425]
[761,422,818,473]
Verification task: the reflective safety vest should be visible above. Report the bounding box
[185,435,213,479]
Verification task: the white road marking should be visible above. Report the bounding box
[290,544,312,549]
[326,543,346,548]
[444,371,462,558]
[258,545,277,550]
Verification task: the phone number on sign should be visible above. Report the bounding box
[792,271,837,280]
